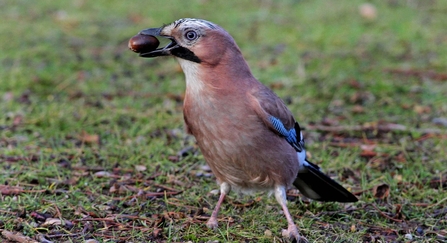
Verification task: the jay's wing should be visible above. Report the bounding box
[248,86,304,152]
[249,86,358,202]
[268,116,305,153]
[248,87,298,145]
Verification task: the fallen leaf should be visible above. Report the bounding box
[168,155,179,162]
[135,165,147,172]
[264,229,272,237]
[394,152,406,163]
[373,183,390,199]
[41,218,72,227]
[109,183,118,193]
[359,3,377,20]
[1,230,38,243]
[414,105,431,115]
[350,91,375,104]
[348,79,362,89]
[93,171,111,178]
[30,211,52,222]
[13,115,23,126]
[84,239,99,243]
[269,82,284,90]
[208,189,219,196]
[360,144,377,158]
[352,105,365,113]
[79,131,100,144]
[393,174,403,182]
[153,227,162,237]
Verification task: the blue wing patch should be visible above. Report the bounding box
[268,116,305,152]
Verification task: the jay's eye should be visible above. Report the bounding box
[185,30,198,41]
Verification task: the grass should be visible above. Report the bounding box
[1,0,447,242]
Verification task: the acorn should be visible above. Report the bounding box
[128,34,160,53]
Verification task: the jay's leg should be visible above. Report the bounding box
[206,182,231,229]
[274,186,308,243]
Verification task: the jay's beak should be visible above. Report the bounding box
[138,27,179,58]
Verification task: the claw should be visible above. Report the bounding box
[282,224,308,242]
[206,217,219,230]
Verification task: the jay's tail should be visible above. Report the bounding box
[293,160,358,202]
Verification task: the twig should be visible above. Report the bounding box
[152,183,181,193]
[44,232,83,239]
[384,68,447,81]
[0,185,47,195]
[308,124,445,134]
[351,188,371,196]
[410,203,432,207]
[416,133,447,141]
[72,217,116,222]
[72,215,152,223]
[364,203,403,223]
[110,191,182,201]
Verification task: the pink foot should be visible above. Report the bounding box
[206,217,218,230]
[205,183,229,230]
[281,224,308,243]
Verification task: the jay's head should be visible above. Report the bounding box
[138,18,239,66]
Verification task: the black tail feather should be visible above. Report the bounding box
[293,160,357,203]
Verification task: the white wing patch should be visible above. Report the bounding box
[297,131,307,169]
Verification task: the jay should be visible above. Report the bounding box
[132,18,357,241]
